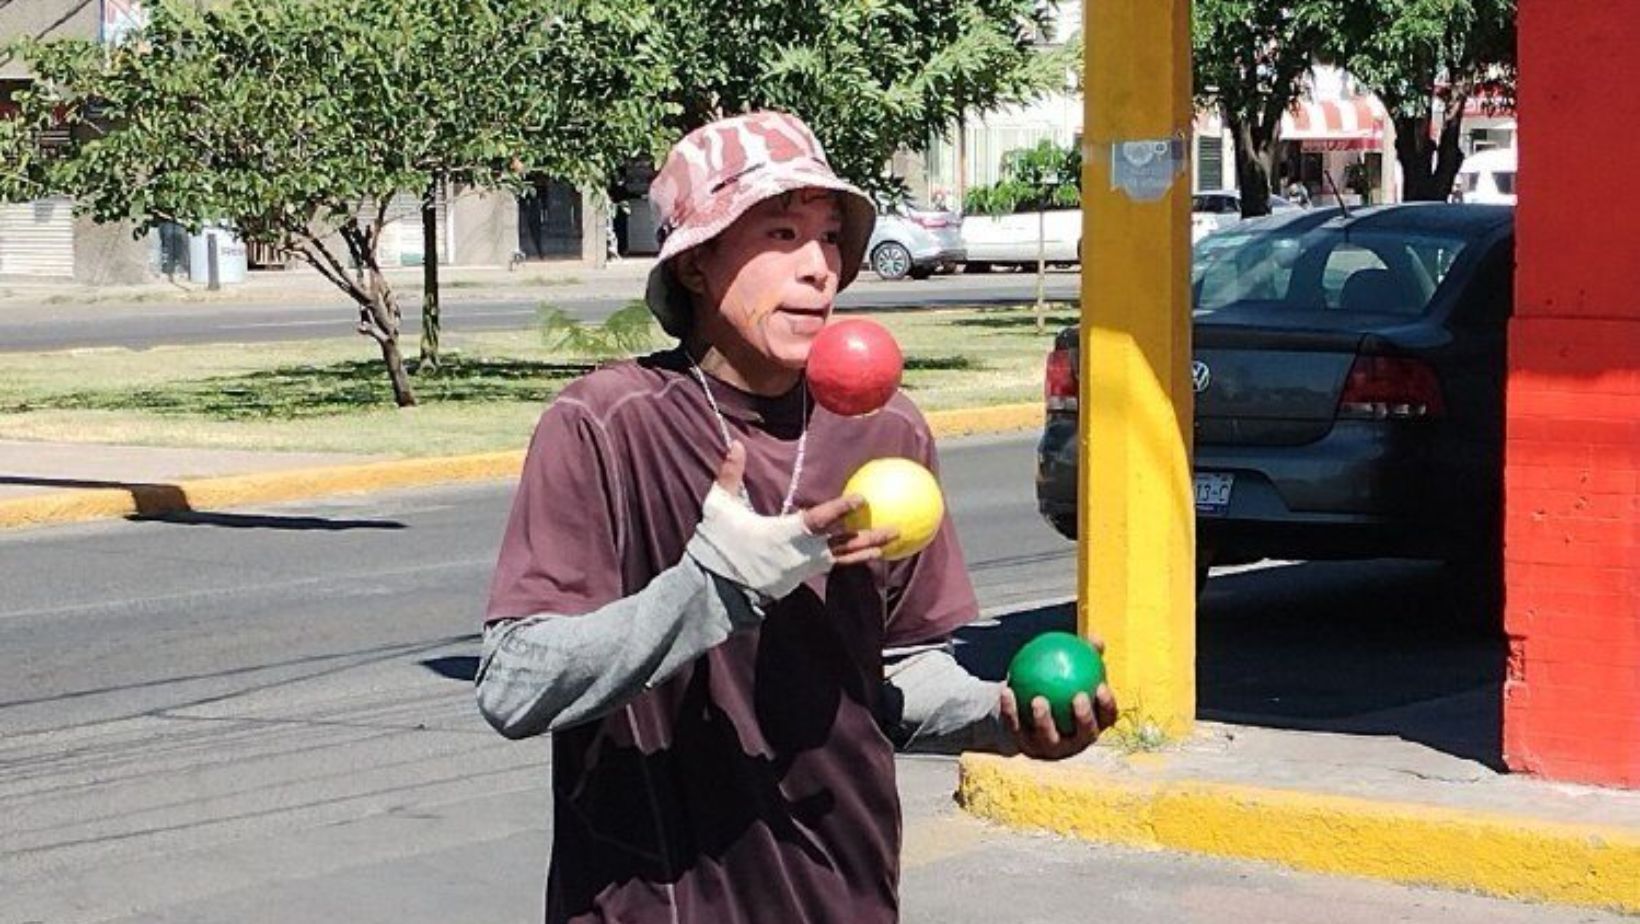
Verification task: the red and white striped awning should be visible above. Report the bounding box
[1282,98,1387,151]
[1194,97,1388,152]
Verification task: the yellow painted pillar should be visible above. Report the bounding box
[1080,0,1196,738]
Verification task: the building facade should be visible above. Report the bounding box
[1,0,153,283]
[919,58,1400,212]
[907,1,1403,213]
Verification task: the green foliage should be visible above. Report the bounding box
[0,101,53,203]
[1323,0,1516,199]
[5,0,661,404]
[902,355,982,372]
[1192,1,1331,117]
[15,3,409,242]
[539,300,658,358]
[963,140,1081,216]
[406,1,667,195]
[645,0,1066,197]
[1193,0,1332,216]
[1325,0,1516,119]
[9,0,657,251]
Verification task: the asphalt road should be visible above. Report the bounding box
[0,433,1581,924]
[0,271,1083,352]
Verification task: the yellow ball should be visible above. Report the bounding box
[842,457,945,561]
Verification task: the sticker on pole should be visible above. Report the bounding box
[1110,137,1187,201]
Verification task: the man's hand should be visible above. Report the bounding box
[999,633,1119,761]
[716,442,898,567]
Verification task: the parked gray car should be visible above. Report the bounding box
[865,201,966,280]
[1037,204,1514,597]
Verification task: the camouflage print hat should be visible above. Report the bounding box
[644,111,877,338]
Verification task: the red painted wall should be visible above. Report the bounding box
[1505,0,1640,787]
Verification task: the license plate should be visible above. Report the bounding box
[1194,473,1235,514]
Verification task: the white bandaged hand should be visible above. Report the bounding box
[685,482,834,602]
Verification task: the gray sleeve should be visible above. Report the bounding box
[881,646,1016,755]
[475,554,760,740]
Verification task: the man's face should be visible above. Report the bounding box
[685,189,845,371]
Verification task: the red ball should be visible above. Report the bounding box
[806,319,904,417]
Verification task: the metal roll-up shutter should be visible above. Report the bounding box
[0,197,75,277]
[1196,134,1225,192]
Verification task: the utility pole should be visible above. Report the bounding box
[1080,0,1197,739]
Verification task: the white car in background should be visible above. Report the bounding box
[958,190,1300,267]
[1193,190,1301,242]
[960,208,1080,270]
[1455,148,1518,205]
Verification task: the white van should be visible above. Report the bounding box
[960,208,1081,269]
[1455,147,1517,205]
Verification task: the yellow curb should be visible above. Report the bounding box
[925,402,1044,438]
[957,752,1640,914]
[0,452,525,530]
[0,402,1044,531]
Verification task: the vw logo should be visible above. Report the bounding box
[1191,360,1212,394]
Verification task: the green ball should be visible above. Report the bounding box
[1006,632,1106,735]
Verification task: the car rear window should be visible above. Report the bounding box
[1193,228,1470,316]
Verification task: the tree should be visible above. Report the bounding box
[644,0,1067,198]
[1325,0,1516,201]
[7,0,657,404]
[1193,1,1331,218]
[401,1,664,370]
[0,107,50,204]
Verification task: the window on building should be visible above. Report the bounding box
[1196,135,1224,192]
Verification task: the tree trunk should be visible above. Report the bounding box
[418,179,442,371]
[361,274,417,407]
[1394,117,1438,201]
[340,217,417,407]
[1035,206,1046,334]
[296,228,417,407]
[1230,118,1277,218]
[1430,112,1468,201]
[1394,112,1468,202]
[378,329,417,408]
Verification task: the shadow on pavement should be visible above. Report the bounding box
[1,476,406,530]
[130,511,407,530]
[836,295,1080,313]
[955,559,1505,768]
[947,313,1080,330]
[422,655,480,682]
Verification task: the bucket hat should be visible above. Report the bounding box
[644,111,876,337]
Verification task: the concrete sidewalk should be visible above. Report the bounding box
[0,438,525,529]
[960,724,1640,915]
[952,598,1640,916]
[0,439,380,501]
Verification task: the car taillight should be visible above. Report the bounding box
[1337,355,1446,420]
[1045,346,1078,412]
[911,214,951,229]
